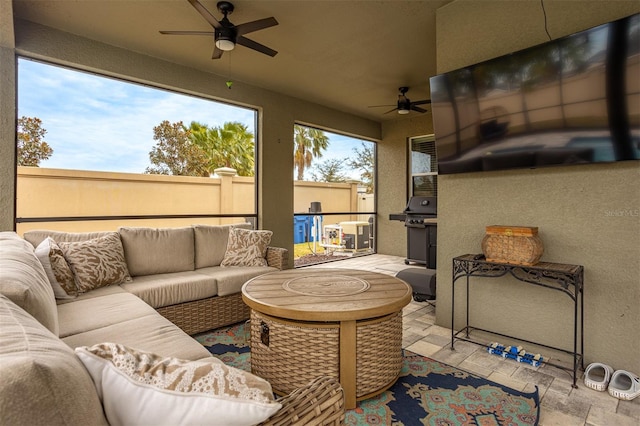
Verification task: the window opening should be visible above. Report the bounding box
[409,135,438,197]
[16,57,259,233]
[292,124,376,267]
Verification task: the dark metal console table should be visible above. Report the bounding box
[451,254,584,387]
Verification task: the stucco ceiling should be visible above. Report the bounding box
[12,0,453,122]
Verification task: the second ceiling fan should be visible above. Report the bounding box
[370,87,431,115]
[160,0,278,59]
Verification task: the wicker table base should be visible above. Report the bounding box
[242,269,412,409]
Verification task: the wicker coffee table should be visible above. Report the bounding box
[241,268,412,409]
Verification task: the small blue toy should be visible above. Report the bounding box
[487,342,543,367]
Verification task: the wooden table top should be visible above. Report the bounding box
[242,268,413,322]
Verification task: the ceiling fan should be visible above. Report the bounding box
[160,0,278,59]
[369,87,431,115]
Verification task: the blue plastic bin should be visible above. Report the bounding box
[293,217,308,244]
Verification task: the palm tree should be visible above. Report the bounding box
[188,121,255,176]
[293,125,329,181]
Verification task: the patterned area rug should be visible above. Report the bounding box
[195,323,540,426]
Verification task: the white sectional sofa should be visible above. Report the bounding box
[22,224,288,334]
[0,227,345,425]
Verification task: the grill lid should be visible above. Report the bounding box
[403,196,437,215]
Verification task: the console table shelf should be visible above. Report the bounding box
[451,254,584,387]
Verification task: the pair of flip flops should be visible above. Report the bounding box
[584,362,640,400]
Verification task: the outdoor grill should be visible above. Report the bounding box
[402,196,437,268]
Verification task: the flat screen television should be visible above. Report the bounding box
[429,13,640,174]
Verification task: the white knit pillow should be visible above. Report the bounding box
[75,343,281,426]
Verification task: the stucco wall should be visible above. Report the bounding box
[15,167,365,235]
[377,115,433,256]
[436,0,640,372]
[0,0,16,232]
[1,17,381,266]
[0,46,15,232]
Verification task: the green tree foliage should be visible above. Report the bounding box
[17,116,53,166]
[188,121,255,177]
[293,125,329,181]
[145,120,209,176]
[348,142,374,193]
[310,158,348,183]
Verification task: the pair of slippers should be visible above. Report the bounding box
[584,363,640,400]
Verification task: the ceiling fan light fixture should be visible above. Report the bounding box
[215,38,235,51]
[215,25,236,51]
[398,109,410,115]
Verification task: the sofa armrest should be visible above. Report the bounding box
[260,376,344,426]
[266,247,290,270]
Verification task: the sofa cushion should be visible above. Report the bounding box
[62,314,213,361]
[57,292,159,338]
[193,223,252,268]
[56,284,128,305]
[119,226,195,276]
[59,233,132,293]
[23,229,114,248]
[0,295,108,425]
[0,236,59,335]
[120,271,218,308]
[75,342,281,426]
[199,265,277,297]
[34,237,78,299]
[221,228,273,267]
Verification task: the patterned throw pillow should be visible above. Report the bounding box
[59,233,132,293]
[34,237,77,298]
[75,343,281,426]
[221,227,273,267]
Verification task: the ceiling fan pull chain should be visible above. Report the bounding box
[226,53,233,89]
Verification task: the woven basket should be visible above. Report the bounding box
[250,310,403,399]
[481,225,544,266]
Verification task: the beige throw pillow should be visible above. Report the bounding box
[59,233,132,293]
[34,237,77,299]
[221,228,273,267]
[75,343,281,426]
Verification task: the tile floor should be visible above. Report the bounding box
[305,254,639,426]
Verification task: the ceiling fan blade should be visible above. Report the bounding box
[384,108,398,114]
[236,17,278,36]
[411,100,432,106]
[411,105,428,113]
[159,30,214,35]
[212,46,224,59]
[368,104,395,108]
[187,0,221,29]
[236,36,278,57]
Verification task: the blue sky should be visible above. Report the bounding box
[17,58,369,179]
